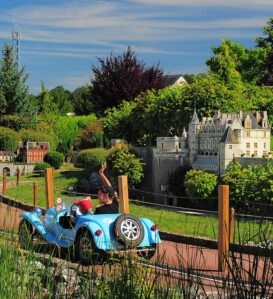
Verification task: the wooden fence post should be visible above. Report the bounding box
[2,169,6,195]
[33,182,38,207]
[16,168,20,186]
[45,168,54,209]
[218,185,229,272]
[118,175,129,214]
[229,207,235,243]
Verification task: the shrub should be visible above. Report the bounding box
[107,144,144,187]
[184,169,218,199]
[0,126,20,151]
[20,129,58,151]
[0,115,35,131]
[77,120,105,149]
[77,148,110,171]
[44,151,64,169]
[34,162,51,176]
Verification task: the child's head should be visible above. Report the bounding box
[75,197,92,214]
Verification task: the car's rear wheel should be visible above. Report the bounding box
[137,244,158,260]
[114,215,144,247]
[18,219,33,249]
[75,230,97,265]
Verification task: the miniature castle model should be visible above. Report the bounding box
[155,110,271,175]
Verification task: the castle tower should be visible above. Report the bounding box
[188,109,200,163]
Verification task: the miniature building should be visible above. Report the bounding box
[162,75,187,87]
[0,151,15,163]
[154,109,271,175]
[22,142,50,163]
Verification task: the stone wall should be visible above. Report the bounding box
[0,163,36,176]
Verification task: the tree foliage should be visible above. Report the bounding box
[77,119,105,149]
[221,161,273,211]
[207,39,266,85]
[91,47,164,114]
[71,86,93,115]
[0,126,20,151]
[184,170,218,199]
[49,86,72,114]
[0,44,35,117]
[107,144,144,187]
[37,82,58,115]
[256,17,273,85]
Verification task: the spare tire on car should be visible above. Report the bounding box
[114,214,144,247]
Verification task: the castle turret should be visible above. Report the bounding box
[188,109,200,162]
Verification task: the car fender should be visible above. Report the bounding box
[75,219,111,250]
[140,218,161,244]
[20,212,47,238]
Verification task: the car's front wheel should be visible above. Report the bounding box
[18,219,33,249]
[75,230,96,265]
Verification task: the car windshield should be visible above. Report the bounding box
[55,197,76,211]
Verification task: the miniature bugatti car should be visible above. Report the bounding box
[18,198,161,265]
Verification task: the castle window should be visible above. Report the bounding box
[246,131,250,138]
[264,131,267,138]
[229,145,232,149]
[263,121,267,128]
[254,151,258,157]
[264,143,267,149]
[246,143,250,149]
[254,143,258,149]
[245,120,251,128]
[263,151,267,156]
[246,151,250,157]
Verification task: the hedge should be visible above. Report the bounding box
[77,148,110,171]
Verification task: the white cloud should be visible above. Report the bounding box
[0,1,268,48]
[132,0,273,8]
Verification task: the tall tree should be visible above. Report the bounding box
[0,44,35,116]
[207,39,266,85]
[91,46,164,115]
[37,81,58,115]
[206,40,243,90]
[70,86,93,115]
[256,17,273,85]
[49,86,73,114]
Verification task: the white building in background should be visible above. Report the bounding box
[154,110,271,176]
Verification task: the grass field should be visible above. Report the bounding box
[2,171,272,243]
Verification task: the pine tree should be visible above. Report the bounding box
[0,44,35,116]
[37,81,58,115]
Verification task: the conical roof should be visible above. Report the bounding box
[220,126,239,144]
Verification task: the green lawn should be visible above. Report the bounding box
[2,171,272,243]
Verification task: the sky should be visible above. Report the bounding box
[0,0,273,94]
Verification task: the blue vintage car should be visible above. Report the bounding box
[18,198,161,265]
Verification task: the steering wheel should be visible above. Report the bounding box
[70,203,78,217]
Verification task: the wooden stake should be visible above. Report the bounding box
[229,207,235,244]
[45,168,54,209]
[218,185,229,272]
[33,182,38,207]
[118,175,129,214]
[2,170,6,195]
